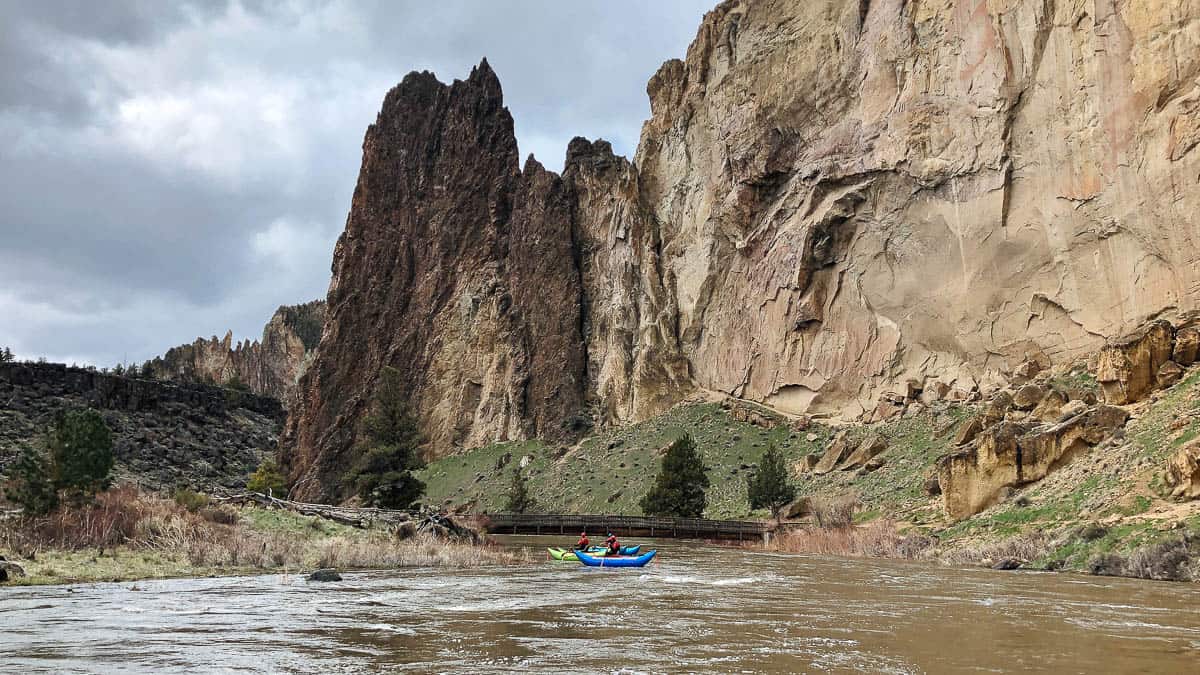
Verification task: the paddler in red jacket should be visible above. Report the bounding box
[575,531,590,551]
[605,532,620,555]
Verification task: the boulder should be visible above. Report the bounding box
[1164,440,1200,500]
[1095,319,1174,405]
[1156,360,1184,390]
[1058,399,1088,421]
[920,381,950,406]
[813,431,852,474]
[992,558,1024,571]
[308,568,342,582]
[1173,326,1200,366]
[839,433,888,471]
[923,472,942,496]
[1030,388,1068,423]
[953,417,984,446]
[982,391,1013,425]
[784,496,813,519]
[794,454,820,474]
[1012,384,1046,411]
[0,559,27,582]
[1012,359,1042,384]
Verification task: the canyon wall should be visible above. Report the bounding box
[151,301,324,402]
[285,0,1200,500]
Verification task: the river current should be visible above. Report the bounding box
[2,535,1199,673]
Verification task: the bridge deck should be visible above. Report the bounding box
[479,513,776,541]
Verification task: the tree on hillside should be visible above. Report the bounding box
[346,366,426,509]
[504,466,536,513]
[5,444,59,515]
[0,346,14,363]
[47,408,114,502]
[640,434,710,518]
[5,409,114,514]
[246,457,289,497]
[747,443,796,522]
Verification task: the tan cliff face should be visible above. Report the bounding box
[153,300,324,402]
[284,0,1200,500]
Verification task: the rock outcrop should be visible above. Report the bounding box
[938,405,1129,520]
[150,301,324,402]
[1164,440,1200,500]
[285,0,1200,500]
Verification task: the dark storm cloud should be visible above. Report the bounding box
[0,0,712,366]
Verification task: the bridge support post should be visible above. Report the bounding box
[762,530,772,546]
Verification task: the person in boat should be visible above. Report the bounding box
[575,531,590,551]
[605,532,620,555]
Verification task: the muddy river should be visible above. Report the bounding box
[2,536,1199,673]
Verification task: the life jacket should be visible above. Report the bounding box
[577,536,589,548]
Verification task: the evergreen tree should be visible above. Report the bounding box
[504,466,536,513]
[0,346,14,363]
[747,443,796,522]
[4,444,58,515]
[246,457,289,496]
[47,408,114,502]
[639,434,710,518]
[346,367,425,509]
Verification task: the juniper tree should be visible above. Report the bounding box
[504,466,536,513]
[639,434,710,518]
[747,443,796,522]
[5,444,58,515]
[47,408,114,502]
[346,366,426,509]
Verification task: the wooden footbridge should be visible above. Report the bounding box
[480,513,782,542]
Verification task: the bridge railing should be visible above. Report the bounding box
[478,512,772,540]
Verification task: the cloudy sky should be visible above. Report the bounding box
[0,0,711,367]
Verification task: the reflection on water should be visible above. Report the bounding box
[2,536,1200,673]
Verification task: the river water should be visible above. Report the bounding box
[2,535,1199,673]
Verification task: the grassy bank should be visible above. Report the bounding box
[0,488,528,586]
[419,367,1200,581]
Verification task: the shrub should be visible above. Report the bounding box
[246,458,289,497]
[346,367,425,509]
[747,443,796,521]
[224,374,250,392]
[173,488,210,513]
[199,505,239,525]
[47,408,114,502]
[640,434,710,518]
[811,493,861,529]
[5,444,59,515]
[504,467,535,514]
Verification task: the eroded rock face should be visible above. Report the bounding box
[1095,320,1175,405]
[286,0,1200,500]
[1165,440,1200,500]
[283,63,588,497]
[938,405,1129,519]
[153,301,324,402]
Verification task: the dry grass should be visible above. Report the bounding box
[757,520,934,559]
[810,493,861,529]
[0,486,526,584]
[938,532,1052,567]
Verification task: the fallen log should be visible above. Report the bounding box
[214,492,481,542]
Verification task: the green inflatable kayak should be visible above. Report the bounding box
[548,547,606,561]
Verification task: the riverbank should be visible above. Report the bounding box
[0,487,529,586]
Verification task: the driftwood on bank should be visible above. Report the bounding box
[214,492,482,543]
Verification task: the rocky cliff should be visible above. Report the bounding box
[0,362,283,491]
[151,301,324,402]
[285,0,1200,500]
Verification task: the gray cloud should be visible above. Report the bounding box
[0,0,712,367]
